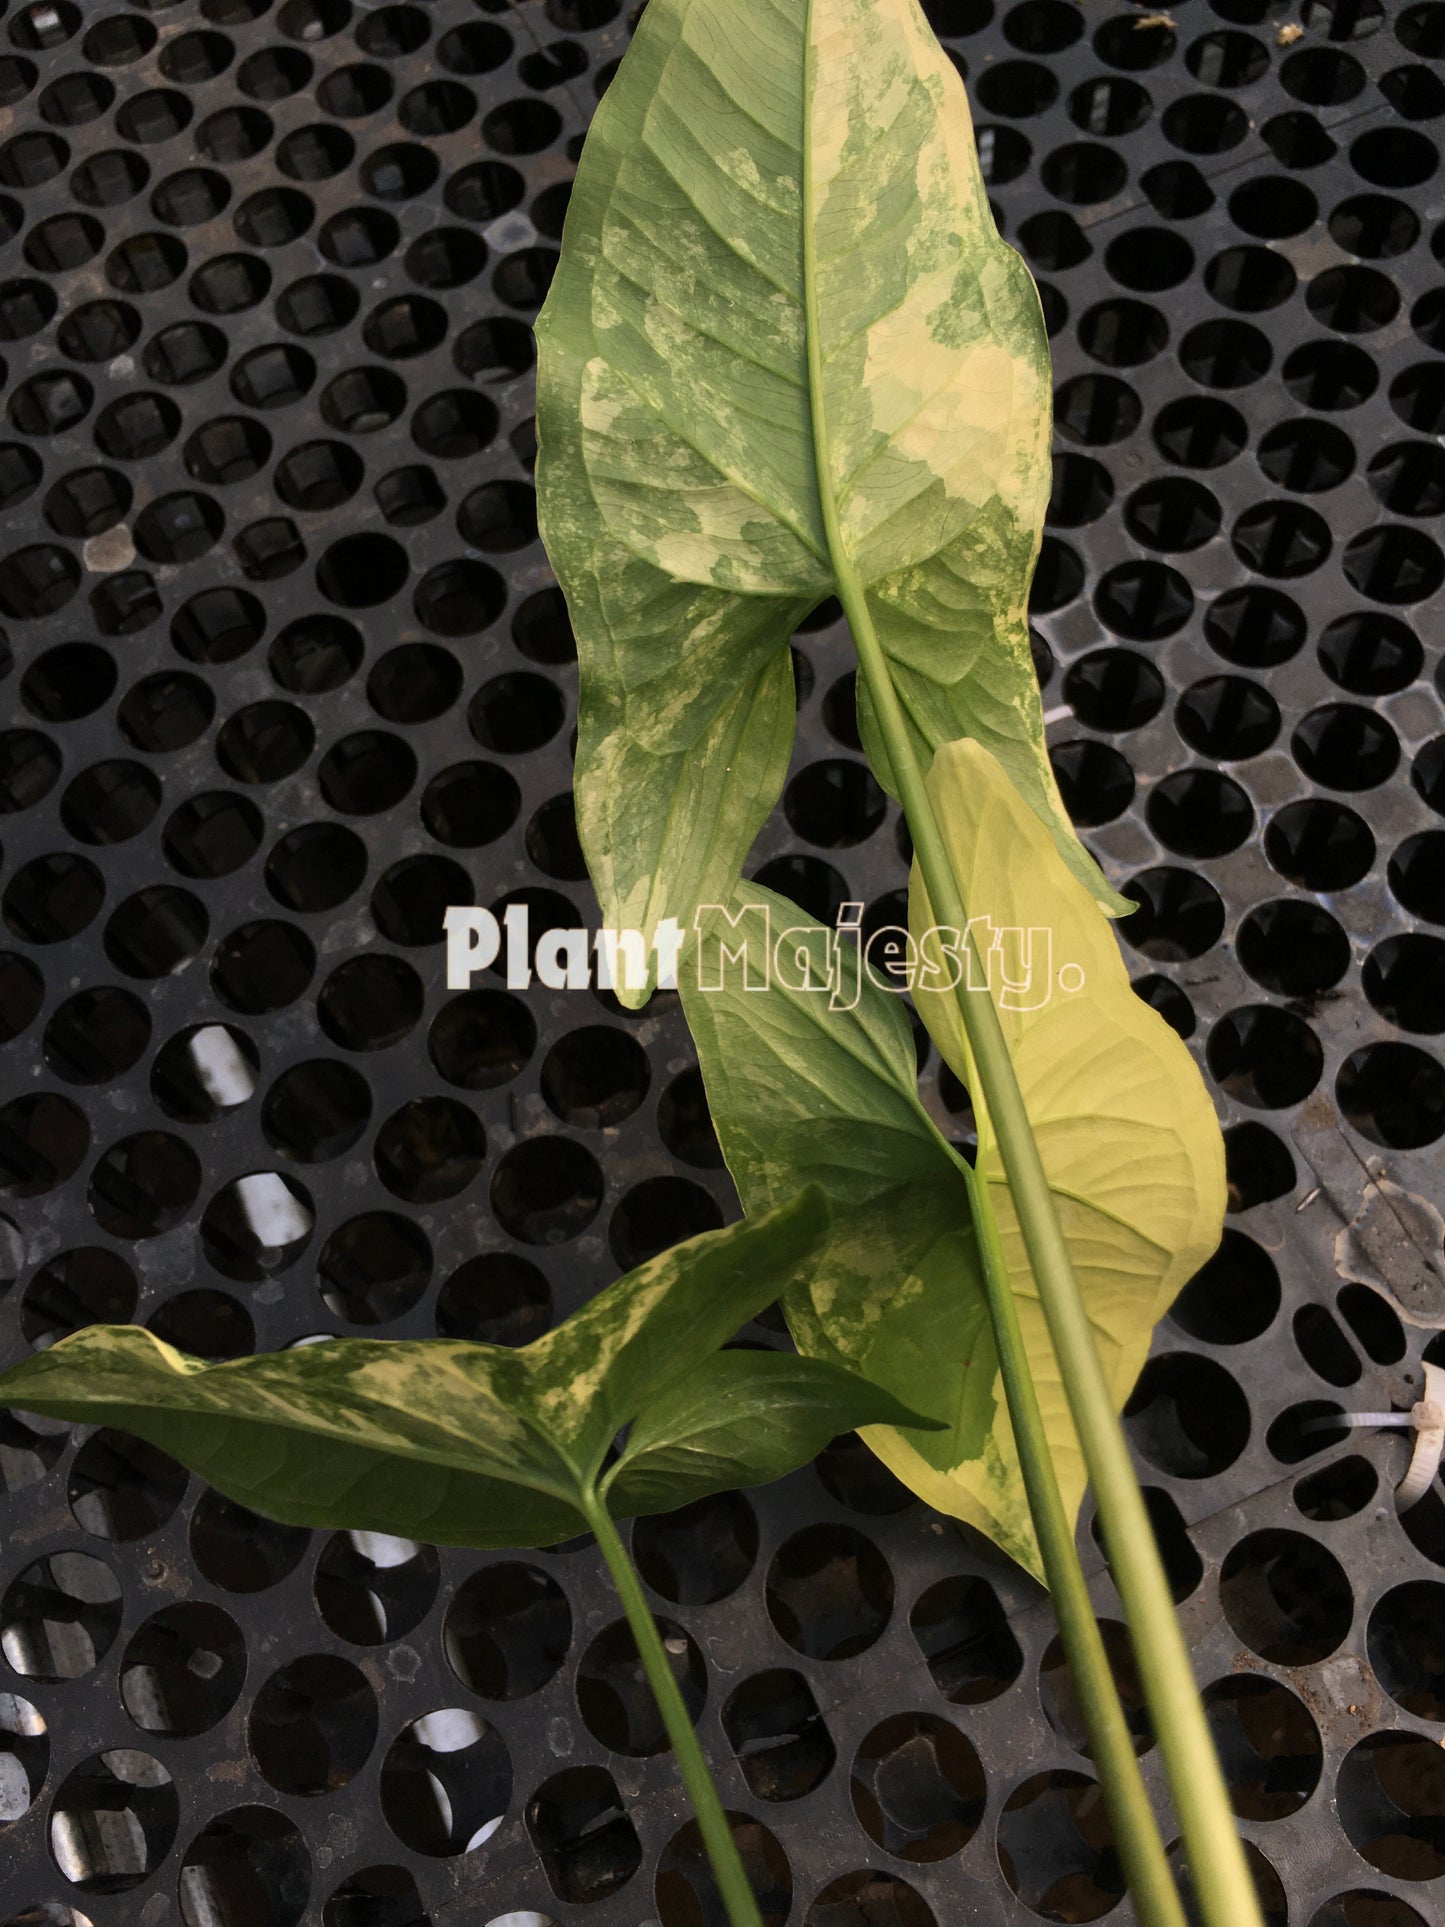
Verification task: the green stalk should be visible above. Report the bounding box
[582,1489,765,1927]
[839,582,1261,1927]
[795,23,1224,1917]
[961,1158,1188,1927]
[795,34,1256,1912]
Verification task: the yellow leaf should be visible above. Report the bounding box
[906,739,1227,1536]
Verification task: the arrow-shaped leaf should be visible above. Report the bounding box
[0,1191,836,1548]
[536,0,1125,998]
[528,1182,829,1478]
[682,857,1224,1581]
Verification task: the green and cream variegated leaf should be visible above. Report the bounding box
[536,0,1125,997]
[0,1325,579,1548]
[681,888,1040,1575]
[0,1191,833,1549]
[909,739,1228,1531]
[523,1182,830,1471]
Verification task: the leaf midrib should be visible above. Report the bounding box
[801,0,849,604]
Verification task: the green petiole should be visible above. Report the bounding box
[960,1157,1189,1927]
[584,1489,767,1927]
[797,22,1204,1918]
[841,576,1263,1927]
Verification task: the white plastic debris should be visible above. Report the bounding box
[1326,1359,1445,1513]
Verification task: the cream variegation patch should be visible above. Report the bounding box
[580,358,827,595]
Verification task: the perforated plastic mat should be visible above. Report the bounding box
[0,1,1443,1924]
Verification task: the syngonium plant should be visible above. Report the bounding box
[534,3,1261,1926]
[0,8,1264,1927]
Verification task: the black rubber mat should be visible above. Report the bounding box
[1,3,1444,1925]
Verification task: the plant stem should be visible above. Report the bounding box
[797,63,1192,1914]
[794,24,1254,1917]
[838,575,1262,1927]
[582,1489,765,1927]
[961,1158,1188,1927]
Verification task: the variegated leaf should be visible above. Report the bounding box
[681,888,1041,1576]
[681,859,1225,1581]
[0,1326,576,1548]
[536,0,1125,998]
[0,1191,832,1548]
